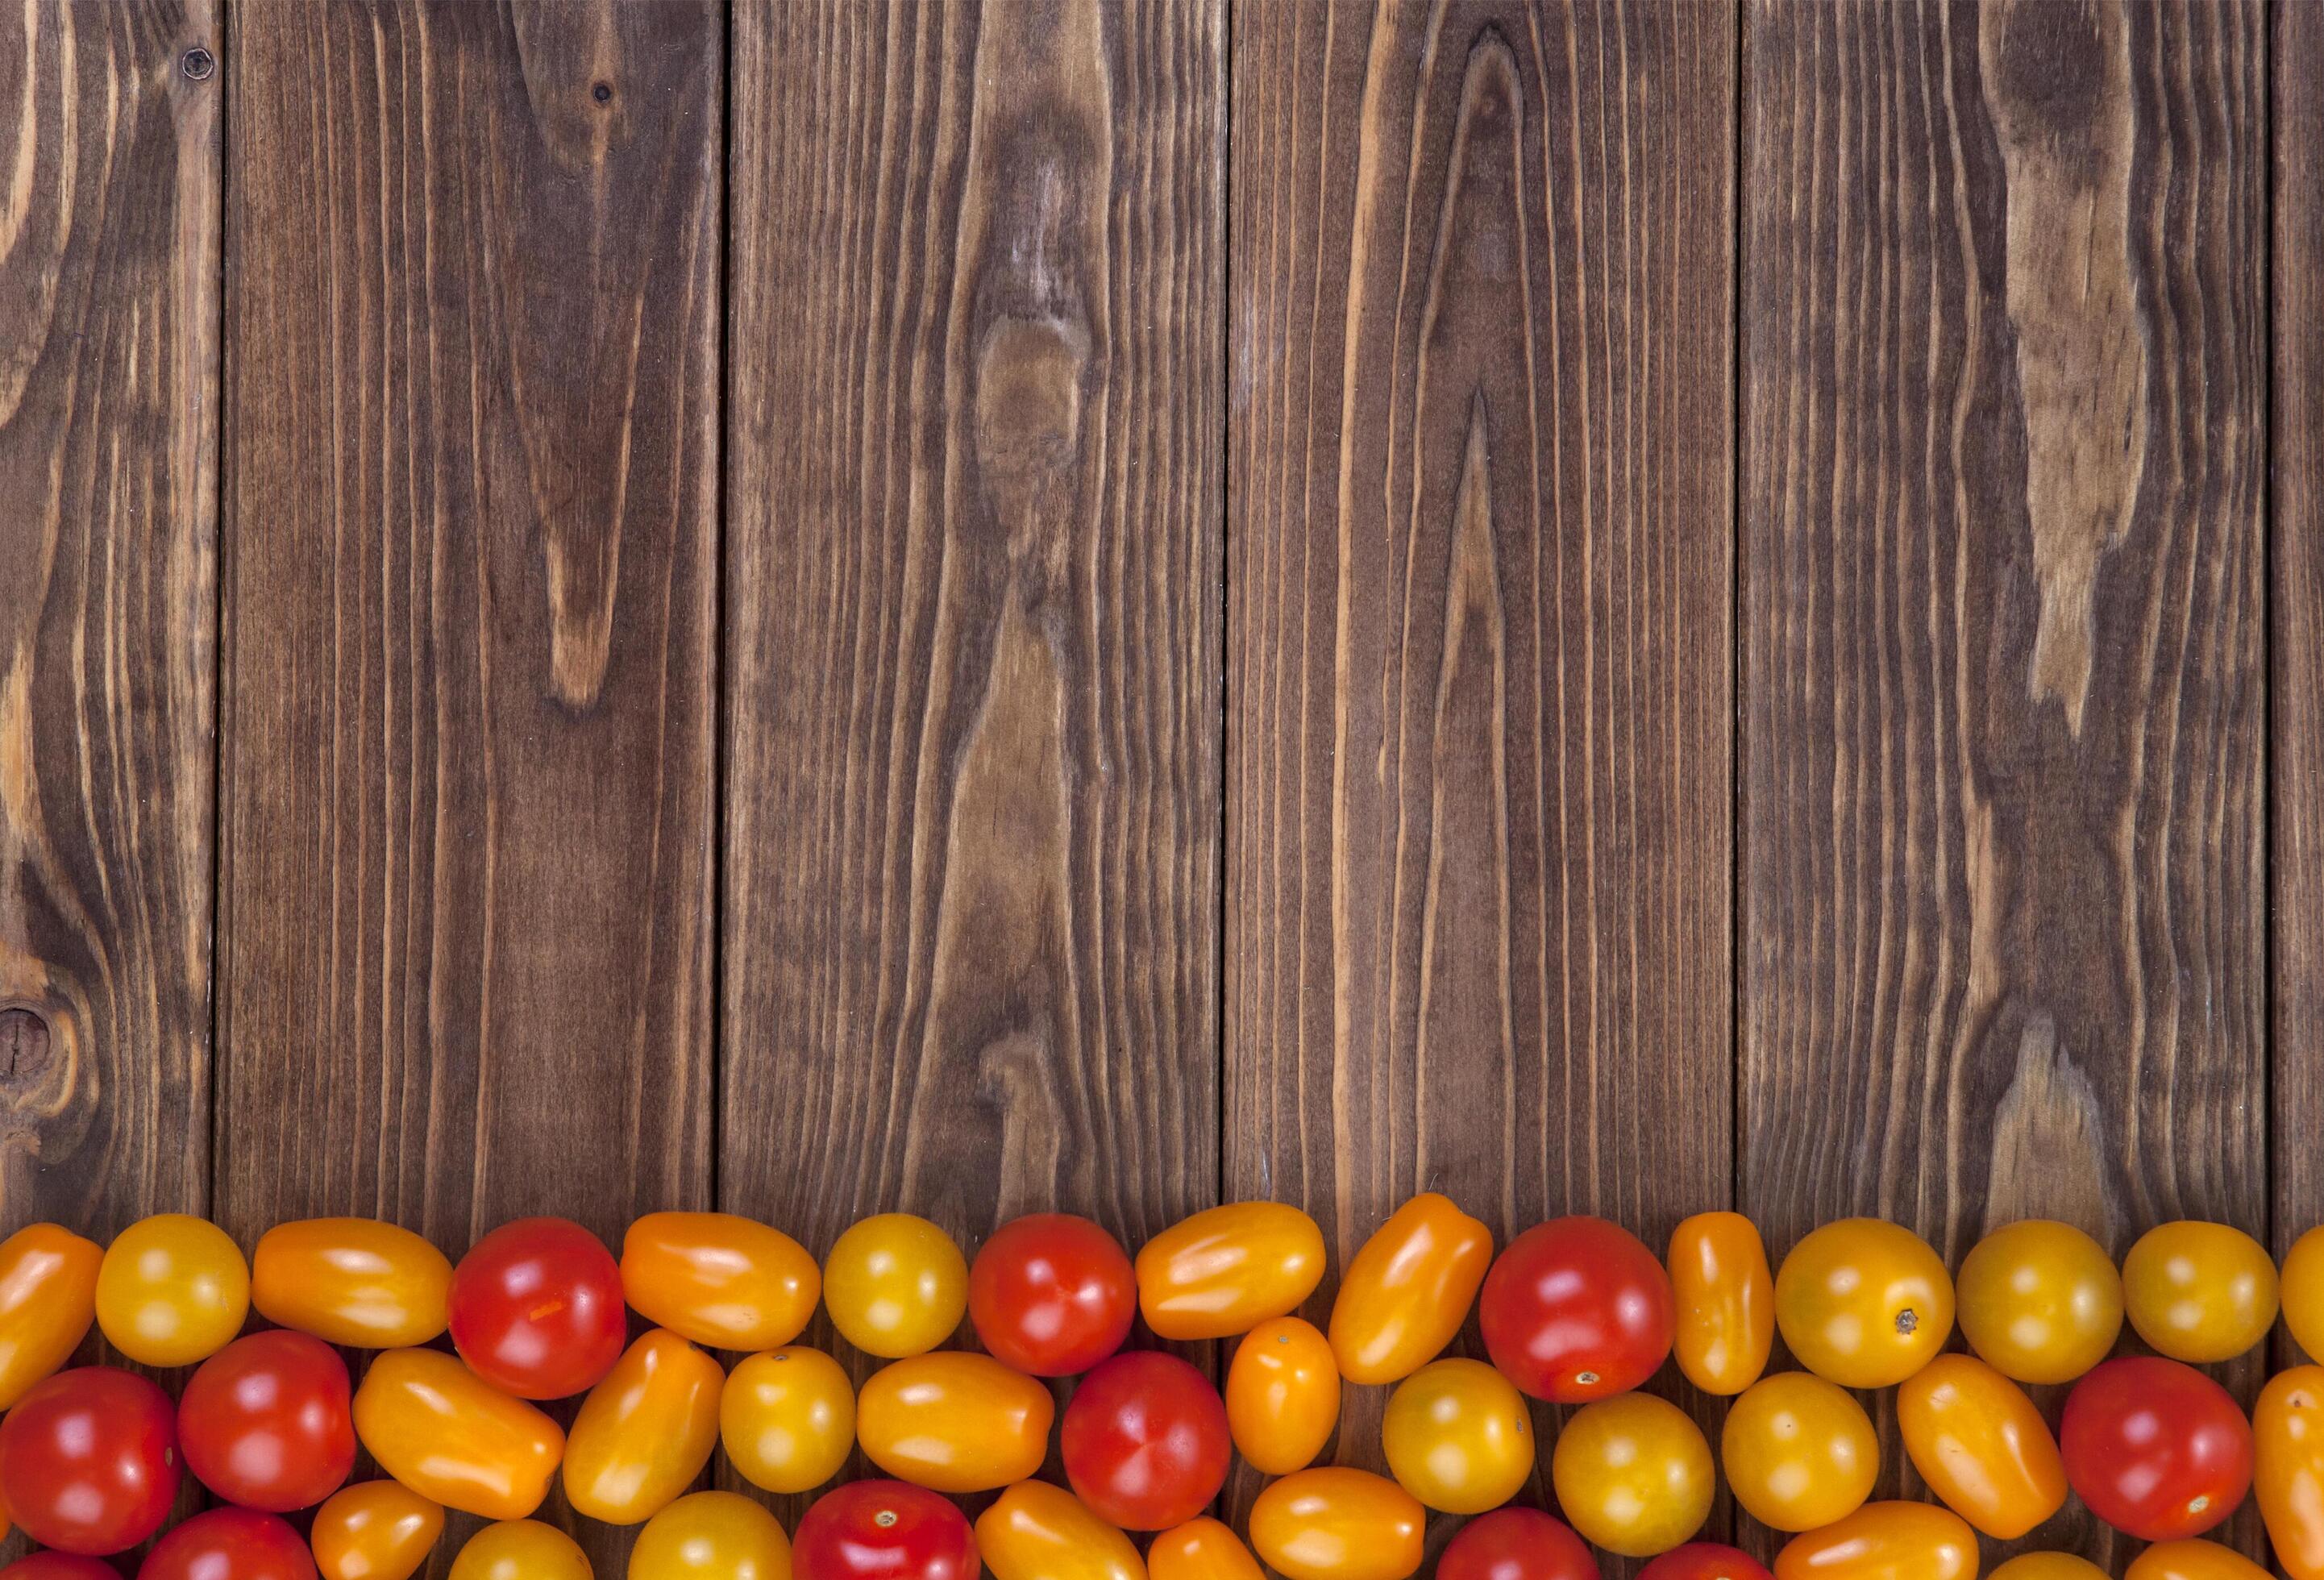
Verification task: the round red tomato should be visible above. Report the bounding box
[2,1559,121,1580]
[179,1329,355,1510]
[139,1508,318,1580]
[1061,1349,1232,1531]
[1480,1216,1673,1402]
[794,1480,979,1580]
[447,1216,625,1399]
[1439,1508,1599,1580]
[968,1213,1135,1376]
[2063,1357,2251,1539]
[1638,1545,1775,1580]
[0,1366,181,1554]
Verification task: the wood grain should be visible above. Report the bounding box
[1741,0,2267,1560]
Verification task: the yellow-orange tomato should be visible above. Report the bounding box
[721,1346,856,1494]
[352,1348,565,1520]
[1721,1372,1878,1532]
[1987,1559,2106,1580]
[1149,1520,1265,1580]
[2257,1365,2324,1580]
[1327,1193,1492,1384]
[975,1480,1148,1580]
[2126,1544,2273,1580]
[310,1482,446,1580]
[1379,1358,1533,1515]
[450,1521,592,1580]
[856,1351,1054,1493]
[1226,1317,1341,1475]
[253,1218,452,1349]
[1248,1469,1426,1580]
[1551,1394,1715,1557]
[1669,1211,1773,1395]
[2285,1229,2324,1365]
[0,1223,102,1408]
[2123,1221,2278,1364]
[822,1214,967,1358]
[94,1212,250,1367]
[564,1329,725,1524]
[622,1213,820,1352]
[631,1492,792,1580]
[1774,1220,1953,1389]
[1954,1220,2122,1385]
[1774,1502,1979,1580]
[1896,1353,2065,1539]
[1136,1203,1327,1341]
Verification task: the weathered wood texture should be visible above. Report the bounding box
[1742,0,2268,1560]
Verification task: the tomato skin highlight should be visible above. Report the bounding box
[96,1213,252,1368]
[1720,1371,1879,1532]
[1226,1317,1341,1475]
[252,1219,451,1349]
[823,1216,970,1359]
[1895,1353,2065,1539]
[1062,1349,1232,1531]
[2257,1364,2324,1580]
[448,1521,591,1580]
[1773,1220,1953,1390]
[1437,1508,1599,1580]
[1772,1502,1978,1580]
[1638,1546,1772,1580]
[351,1348,566,1521]
[632,1491,795,1580]
[563,1328,725,1524]
[0,1366,182,1554]
[2125,1544,2272,1580]
[721,1346,858,1495]
[974,1481,1148,1580]
[1379,1358,1535,1515]
[1147,1520,1265,1580]
[856,1351,1056,1494]
[2122,1221,2279,1364]
[1550,1394,1715,1557]
[0,1224,102,1408]
[793,1481,979,1580]
[2062,1356,2252,1540]
[1247,1468,1427,1580]
[1135,1203,1328,1341]
[968,1214,1137,1377]
[1953,1220,2122,1385]
[140,1509,318,1580]
[310,1482,445,1580]
[1667,1212,1773,1396]
[448,1216,627,1400]
[1481,1216,1674,1403]
[622,1212,821,1353]
[1328,1193,1493,1385]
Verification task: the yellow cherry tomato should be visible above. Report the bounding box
[0,1223,102,1408]
[1988,1559,2106,1580]
[631,1492,792,1580]
[1550,1393,1715,1557]
[2285,1229,2324,1364]
[352,1348,566,1520]
[1774,1503,1979,1580]
[1149,1519,1264,1580]
[1248,1469,1426,1580]
[1896,1353,2065,1539]
[1720,1371,1879,1532]
[721,1345,856,1494]
[450,1521,592,1580]
[1774,1219,1954,1389]
[1135,1203,1327,1341]
[563,1328,725,1524]
[1954,1220,2122,1384]
[2123,1220,2279,1363]
[94,1212,250,1366]
[1669,1211,1773,1395]
[1379,1358,1533,1515]
[975,1480,1147,1580]
[2127,1543,2273,1580]
[856,1351,1055,1493]
[310,1482,446,1580]
[1327,1193,1492,1384]
[1226,1317,1341,1475]
[252,1218,452,1349]
[2257,1365,2324,1580]
[622,1213,821,1352]
[822,1214,967,1358]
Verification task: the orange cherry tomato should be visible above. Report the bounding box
[822,1214,968,1358]
[0,1224,101,1409]
[1774,1220,1953,1389]
[1720,1372,1878,1532]
[1668,1212,1773,1396]
[721,1346,856,1495]
[1551,1394,1715,1557]
[2257,1365,2324,1580]
[94,1212,250,1367]
[310,1482,445,1580]
[1135,1203,1327,1341]
[1380,1358,1533,1515]
[1248,1469,1426,1580]
[632,1491,793,1580]
[1954,1220,2122,1385]
[2286,1229,2324,1364]
[1773,1502,1979,1580]
[857,1351,1055,1494]
[1149,1520,1264,1580]
[449,1521,591,1580]
[351,1348,565,1520]
[1987,1559,2104,1580]
[1225,1317,1340,1475]
[1327,1193,1492,1384]
[563,1329,724,1524]
[2123,1221,2278,1364]
[252,1219,451,1349]
[2126,1544,2272,1580]
[621,1212,820,1352]
[1897,1353,2066,1539]
[975,1481,1146,1580]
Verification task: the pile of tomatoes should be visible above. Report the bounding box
[6,1202,2324,1580]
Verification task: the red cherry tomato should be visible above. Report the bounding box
[1640,1546,1776,1580]
[447,1217,626,1399]
[2063,1357,2252,1540]
[1061,1349,1233,1530]
[0,1366,181,1554]
[3,1558,121,1580]
[180,1329,357,1511]
[1481,1217,1673,1402]
[1438,1508,1599,1580]
[968,1213,1136,1376]
[793,1480,979,1580]
[140,1509,319,1580]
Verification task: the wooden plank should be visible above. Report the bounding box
[1227,0,1736,1556]
[1740,0,2268,1561]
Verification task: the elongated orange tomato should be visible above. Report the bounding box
[310,1482,445,1580]
[1226,1318,1341,1475]
[2126,1544,2272,1580]
[253,1218,452,1349]
[1897,1354,2066,1539]
[976,1481,1147,1580]
[1149,1520,1265,1580]
[1137,1203,1327,1341]
[1249,1469,1426,1580]
[0,1224,102,1409]
[2258,1365,2324,1580]
[1774,1502,1979,1580]
[1668,1212,1773,1395]
[858,1351,1055,1493]
[622,1212,820,1352]
[564,1329,724,1524]
[1328,1194,1492,1384]
[352,1349,565,1520]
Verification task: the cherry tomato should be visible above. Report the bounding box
[2255,1364,2324,1580]
[351,1348,564,1520]
[823,1215,969,1358]
[141,1509,318,1580]
[1551,1394,1713,1557]
[2062,1356,2251,1540]
[793,1481,978,1580]
[448,1216,626,1399]
[2122,1221,2278,1364]
[2,1559,120,1580]
[251,1219,451,1349]
[95,1212,250,1367]
[1225,1317,1340,1475]
[2285,1228,2324,1364]
[1667,1212,1773,1396]
[1986,1558,2106,1580]
[1061,1349,1232,1530]
[1720,1371,1878,1532]
[178,1328,356,1511]
[974,1481,1145,1580]
[1247,1468,1426,1580]
[1773,1220,1952,1389]
[2126,1544,2272,1580]
[0,1224,101,1408]
[1134,1203,1327,1341]
[1149,1520,1265,1580]
[310,1482,445,1580]
[622,1212,821,1353]
[1772,1503,1977,1580]
[633,1491,793,1580]
[857,1351,1054,1493]
[1953,1220,2122,1385]
[1438,1508,1599,1580]
[1481,1216,1672,1403]
[448,1522,591,1580]
[968,1214,1135,1376]
[564,1328,725,1524]
[1896,1353,2065,1539]
[722,1346,857,1495]
[0,1366,181,1554]
[1379,1358,1533,1515]
[1328,1193,1493,1385]
[1639,1547,1772,1580]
